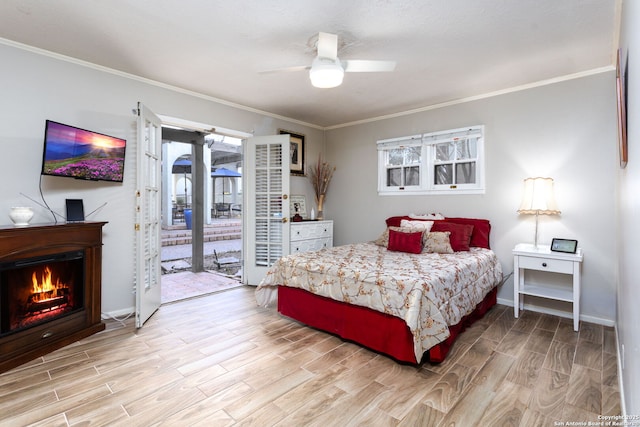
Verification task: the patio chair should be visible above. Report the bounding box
[214,203,231,218]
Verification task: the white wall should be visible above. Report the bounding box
[0,42,322,316]
[616,0,640,415]
[325,71,618,326]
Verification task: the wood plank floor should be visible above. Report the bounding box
[0,286,621,426]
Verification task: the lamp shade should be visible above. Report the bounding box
[517,177,561,215]
[309,57,344,88]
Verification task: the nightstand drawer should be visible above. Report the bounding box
[518,256,573,274]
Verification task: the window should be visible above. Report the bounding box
[379,136,423,190]
[378,126,484,195]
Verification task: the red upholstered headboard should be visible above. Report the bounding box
[384,216,491,249]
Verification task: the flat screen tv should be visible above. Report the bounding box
[41,120,126,182]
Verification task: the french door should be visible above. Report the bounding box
[135,102,162,327]
[243,134,291,285]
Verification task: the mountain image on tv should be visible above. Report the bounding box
[42,121,126,182]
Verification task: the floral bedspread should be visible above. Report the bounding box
[255,242,503,361]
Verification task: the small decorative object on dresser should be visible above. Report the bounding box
[9,206,34,226]
[289,195,307,219]
[309,154,335,221]
[513,243,583,331]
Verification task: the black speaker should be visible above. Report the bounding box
[66,199,85,222]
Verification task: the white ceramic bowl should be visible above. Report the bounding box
[9,207,34,226]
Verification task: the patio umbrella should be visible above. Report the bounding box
[211,167,241,204]
[172,158,192,203]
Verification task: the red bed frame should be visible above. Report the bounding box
[278,286,497,364]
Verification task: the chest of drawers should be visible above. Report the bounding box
[290,220,333,254]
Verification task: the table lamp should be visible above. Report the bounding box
[517,177,561,247]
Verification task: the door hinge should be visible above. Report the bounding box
[135,224,140,231]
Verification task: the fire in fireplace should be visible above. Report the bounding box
[1,251,84,336]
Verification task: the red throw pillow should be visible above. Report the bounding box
[445,217,491,249]
[431,221,474,251]
[387,229,423,254]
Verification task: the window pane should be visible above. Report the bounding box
[435,164,452,185]
[455,138,477,160]
[405,166,420,186]
[435,143,454,161]
[388,149,405,166]
[456,162,476,184]
[387,168,402,186]
[405,146,421,164]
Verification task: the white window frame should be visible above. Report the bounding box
[377,125,485,196]
[377,135,424,194]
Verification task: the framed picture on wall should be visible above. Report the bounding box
[617,48,628,168]
[279,129,305,176]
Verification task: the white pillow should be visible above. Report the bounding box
[409,213,445,220]
[400,219,434,231]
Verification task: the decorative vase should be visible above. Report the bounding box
[9,207,34,226]
[316,194,325,220]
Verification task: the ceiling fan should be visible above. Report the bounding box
[263,32,396,89]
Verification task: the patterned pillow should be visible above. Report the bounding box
[374,227,391,246]
[400,219,434,231]
[423,231,453,254]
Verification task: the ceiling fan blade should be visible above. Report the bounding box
[343,60,397,72]
[317,32,338,60]
[259,65,310,74]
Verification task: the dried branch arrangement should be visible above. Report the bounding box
[309,154,336,201]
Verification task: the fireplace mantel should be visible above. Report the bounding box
[0,222,107,373]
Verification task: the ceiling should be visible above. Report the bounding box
[0,0,619,128]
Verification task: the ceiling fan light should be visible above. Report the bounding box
[309,58,344,88]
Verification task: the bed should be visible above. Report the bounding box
[255,216,503,364]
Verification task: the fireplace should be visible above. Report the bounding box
[1,251,85,335]
[0,222,106,373]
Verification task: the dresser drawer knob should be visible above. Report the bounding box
[542,262,547,267]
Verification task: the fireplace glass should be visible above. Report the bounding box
[0,250,85,336]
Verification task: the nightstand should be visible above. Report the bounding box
[513,243,583,331]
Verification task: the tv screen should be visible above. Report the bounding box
[41,120,126,183]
